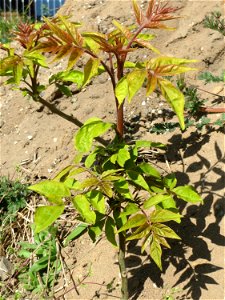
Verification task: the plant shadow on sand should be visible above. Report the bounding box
[125,129,225,300]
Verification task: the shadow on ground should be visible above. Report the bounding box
[127,129,225,300]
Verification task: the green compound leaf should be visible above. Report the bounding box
[150,209,182,223]
[124,61,136,68]
[156,236,171,249]
[152,223,181,240]
[120,203,139,217]
[117,147,131,167]
[24,51,48,68]
[86,190,106,214]
[99,181,113,198]
[112,20,132,39]
[13,60,23,85]
[83,36,101,54]
[135,38,160,54]
[126,223,151,241]
[127,69,146,102]
[117,214,147,233]
[51,70,84,88]
[115,69,146,104]
[114,179,132,199]
[161,197,177,209]
[29,180,70,204]
[72,194,96,224]
[105,216,117,247]
[83,58,100,86]
[158,79,185,130]
[63,223,88,246]
[138,162,161,179]
[56,84,72,97]
[85,149,98,168]
[126,170,150,191]
[141,233,152,254]
[163,173,177,189]
[53,165,74,181]
[150,236,162,270]
[34,205,65,233]
[88,213,105,242]
[0,56,19,75]
[137,33,155,41]
[115,77,129,106]
[79,177,99,189]
[147,57,198,69]
[172,185,203,203]
[144,194,174,209]
[75,118,113,153]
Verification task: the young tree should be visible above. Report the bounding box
[0,1,202,299]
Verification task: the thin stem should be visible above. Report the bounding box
[114,205,128,300]
[84,49,116,89]
[116,104,124,138]
[23,79,32,90]
[118,232,128,300]
[115,58,125,138]
[199,106,225,113]
[109,53,114,75]
[114,24,146,138]
[126,24,146,51]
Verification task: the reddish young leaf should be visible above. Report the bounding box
[67,48,84,70]
[132,0,144,25]
[44,18,74,44]
[146,0,155,19]
[34,37,60,53]
[53,44,72,61]
[146,74,157,96]
[133,0,181,30]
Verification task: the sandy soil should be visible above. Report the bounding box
[0,1,224,299]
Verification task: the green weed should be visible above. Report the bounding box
[0,176,30,225]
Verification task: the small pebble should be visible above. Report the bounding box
[158,109,163,115]
[27,135,33,140]
[142,100,146,106]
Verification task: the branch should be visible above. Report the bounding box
[37,96,108,146]
[126,24,145,50]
